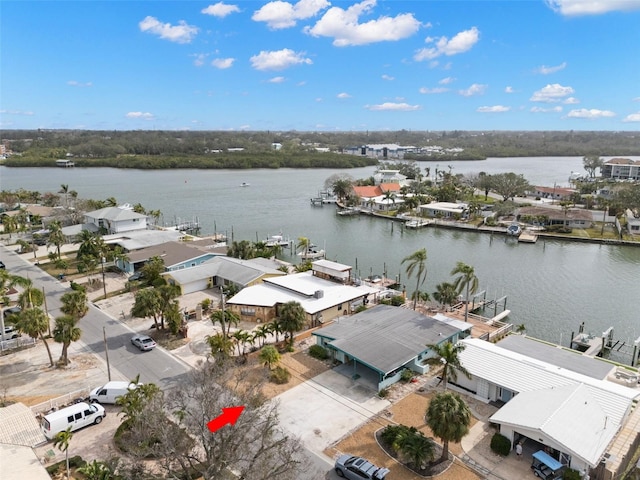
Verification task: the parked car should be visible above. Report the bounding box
[128,271,145,281]
[334,454,390,480]
[131,334,157,351]
[2,325,21,340]
[3,306,22,321]
[41,402,106,440]
[90,381,140,404]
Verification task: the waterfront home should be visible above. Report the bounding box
[626,209,640,235]
[418,201,468,219]
[601,158,640,180]
[352,183,403,211]
[312,304,472,391]
[516,206,593,229]
[55,159,75,167]
[225,261,379,326]
[84,206,148,234]
[163,256,285,295]
[528,185,576,202]
[373,169,409,186]
[124,241,219,275]
[456,336,640,479]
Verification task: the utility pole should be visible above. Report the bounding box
[101,257,107,300]
[42,286,51,337]
[103,326,111,381]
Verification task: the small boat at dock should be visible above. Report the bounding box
[298,244,325,260]
[240,182,250,187]
[264,233,292,248]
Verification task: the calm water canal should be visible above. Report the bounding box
[1,157,639,356]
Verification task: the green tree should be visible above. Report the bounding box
[16,307,54,367]
[141,255,166,285]
[490,172,531,201]
[60,290,88,322]
[259,345,280,370]
[401,248,428,310]
[157,283,181,330]
[296,236,311,259]
[53,314,82,365]
[227,240,256,260]
[116,376,161,424]
[433,282,458,308]
[426,391,471,462]
[451,262,479,322]
[77,460,114,480]
[583,155,603,179]
[232,329,253,356]
[253,323,273,348]
[53,427,73,480]
[131,288,163,330]
[75,229,100,259]
[331,178,354,202]
[277,301,306,347]
[47,220,65,260]
[206,333,234,358]
[210,308,240,339]
[426,341,471,390]
[398,432,434,471]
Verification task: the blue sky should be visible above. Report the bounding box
[2,0,640,131]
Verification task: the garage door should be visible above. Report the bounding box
[181,279,209,295]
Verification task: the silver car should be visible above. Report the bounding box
[334,455,390,480]
[131,334,157,351]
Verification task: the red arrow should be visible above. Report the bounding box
[207,406,245,433]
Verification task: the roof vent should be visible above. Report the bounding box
[314,290,324,299]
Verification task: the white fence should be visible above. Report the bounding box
[30,387,92,416]
[0,336,37,353]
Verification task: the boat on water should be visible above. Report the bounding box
[240,182,250,187]
[337,207,359,216]
[506,223,522,236]
[264,233,291,248]
[405,219,430,229]
[297,244,325,260]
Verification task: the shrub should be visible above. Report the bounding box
[380,425,413,447]
[400,369,414,382]
[378,388,389,398]
[354,305,368,313]
[308,344,329,360]
[490,432,511,456]
[270,366,291,384]
[562,468,582,480]
[390,295,405,306]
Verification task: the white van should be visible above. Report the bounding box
[41,402,106,440]
[89,381,138,404]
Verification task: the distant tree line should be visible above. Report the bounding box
[2,129,639,169]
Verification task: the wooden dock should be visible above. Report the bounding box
[571,332,603,356]
[518,231,538,243]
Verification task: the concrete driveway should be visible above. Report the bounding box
[275,369,390,455]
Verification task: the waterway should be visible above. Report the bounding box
[1,156,639,359]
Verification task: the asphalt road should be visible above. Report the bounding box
[1,244,335,479]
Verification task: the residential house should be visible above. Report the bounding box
[516,206,593,228]
[225,261,379,326]
[352,183,403,211]
[528,186,576,202]
[373,170,409,186]
[84,206,147,234]
[456,336,640,477]
[601,158,640,180]
[626,209,640,236]
[163,256,286,295]
[125,241,218,275]
[313,305,472,391]
[418,201,467,219]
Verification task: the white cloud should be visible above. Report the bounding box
[212,57,235,69]
[201,2,241,18]
[531,106,563,113]
[623,112,640,122]
[414,26,480,61]
[0,109,34,116]
[365,102,420,111]
[253,0,329,29]
[337,92,351,99]
[459,83,487,97]
[545,0,640,16]
[419,87,448,94]
[126,112,155,119]
[269,76,286,83]
[536,62,567,74]
[139,16,198,44]
[563,97,579,104]
[567,108,615,118]
[477,105,510,113]
[250,48,312,70]
[505,86,515,93]
[67,80,92,87]
[381,74,394,81]
[530,83,574,102]
[192,54,208,67]
[305,0,421,46]
[439,77,455,85]
[634,97,640,102]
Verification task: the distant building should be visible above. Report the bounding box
[601,158,640,180]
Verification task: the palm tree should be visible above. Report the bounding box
[53,314,82,365]
[451,262,479,322]
[13,275,45,309]
[17,307,54,367]
[157,283,181,330]
[426,341,471,390]
[277,301,306,348]
[232,329,252,356]
[399,432,434,471]
[76,230,100,259]
[60,290,88,322]
[131,288,163,330]
[426,391,471,463]
[209,308,239,339]
[59,184,69,207]
[433,282,458,310]
[296,236,311,259]
[259,344,280,370]
[402,248,428,310]
[53,427,73,480]
[206,333,234,358]
[47,220,65,260]
[253,323,273,348]
[331,178,354,202]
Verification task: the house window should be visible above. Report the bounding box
[241,308,256,316]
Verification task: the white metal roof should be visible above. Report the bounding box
[490,384,618,467]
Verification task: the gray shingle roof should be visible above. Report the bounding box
[315,305,465,375]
